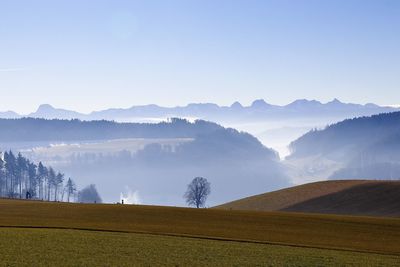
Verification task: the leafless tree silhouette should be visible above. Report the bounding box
[184,177,211,208]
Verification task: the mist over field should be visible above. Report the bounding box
[3,98,396,159]
[1,102,400,206]
[0,118,289,205]
[288,112,400,183]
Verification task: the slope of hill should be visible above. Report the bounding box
[216,180,400,217]
[289,111,400,159]
[286,111,400,181]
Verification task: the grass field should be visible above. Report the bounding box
[0,199,399,266]
[1,228,399,266]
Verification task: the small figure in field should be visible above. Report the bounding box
[25,191,31,199]
[122,199,124,204]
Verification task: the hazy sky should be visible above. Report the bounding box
[1,0,399,113]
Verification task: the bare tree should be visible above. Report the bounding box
[184,177,211,208]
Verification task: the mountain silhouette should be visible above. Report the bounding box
[2,99,397,122]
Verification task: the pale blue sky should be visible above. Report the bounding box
[0,0,399,113]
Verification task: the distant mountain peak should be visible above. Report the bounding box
[37,104,55,112]
[231,101,243,109]
[30,104,84,119]
[365,103,379,108]
[287,99,322,107]
[327,98,343,105]
[251,99,271,109]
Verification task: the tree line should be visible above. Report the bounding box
[289,111,400,158]
[0,118,222,142]
[0,150,77,202]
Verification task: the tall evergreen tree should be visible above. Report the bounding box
[37,162,47,200]
[54,172,64,201]
[16,153,27,198]
[0,151,74,202]
[47,167,56,201]
[65,178,76,202]
[28,162,37,197]
[4,151,17,198]
[0,157,5,196]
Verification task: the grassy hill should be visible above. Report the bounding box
[216,180,400,217]
[0,198,399,265]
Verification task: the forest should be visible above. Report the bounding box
[0,118,222,142]
[0,151,77,202]
[289,111,400,158]
[288,111,400,180]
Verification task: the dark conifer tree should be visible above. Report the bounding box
[37,162,47,200]
[28,162,37,197]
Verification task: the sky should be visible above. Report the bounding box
[0,0,399,114]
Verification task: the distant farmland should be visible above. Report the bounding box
[0,199,399,266]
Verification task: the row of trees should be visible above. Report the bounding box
[1,149,207,206]
[0,151,77,202]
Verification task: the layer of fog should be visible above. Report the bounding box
[16,135,288,206]
[0,116,355,206]
[220,118,343,159]
[107,117,341,159]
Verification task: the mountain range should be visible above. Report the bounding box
[1,99,397,122]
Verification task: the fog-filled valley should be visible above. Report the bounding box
[2,1,400,265]
[2,98,398,158]
[0,118,288,206]
[288,111,400,183]
[1,102,400,206]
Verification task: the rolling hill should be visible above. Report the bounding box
[286,111,400,181]
[216,180,400,217]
